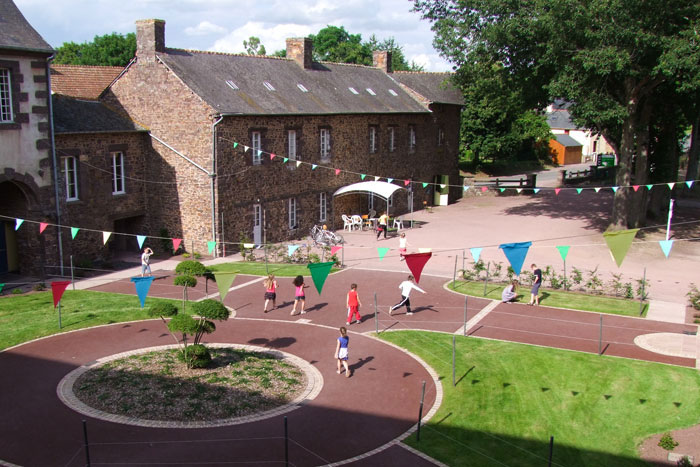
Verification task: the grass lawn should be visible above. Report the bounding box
[380,331,700,467]
[208,261,340,277]
[0,290,176,351]
[449,280,648,317]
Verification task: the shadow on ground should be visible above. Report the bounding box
[502,191,612,232]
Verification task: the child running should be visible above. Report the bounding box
[334,326,351,377]
[389,275,426,316]
[398,232,409,260]
[346,283,362,325]
[291,275,309,315]
[263,274,278,313]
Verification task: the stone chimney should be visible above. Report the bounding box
[136,19,165,62]
[373,50,392,73]
[286,38,313,69]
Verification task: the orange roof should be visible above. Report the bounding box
[50,64,124,100]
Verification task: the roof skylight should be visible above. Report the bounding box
[297,83,309,92]
[366,88,376,96]
[225,80,239,90]
[388,89,398,96]
[263,81,276,91]
[348,87,359,95]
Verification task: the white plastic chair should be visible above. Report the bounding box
[342,215,354,231]
[351,215,363,230]
[392,217,403,231]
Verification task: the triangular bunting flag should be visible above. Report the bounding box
[686,181,694,189]
[498,242,532,276]
[283,157,289,163]
[576,188,583,194]
[516,188,522,193]
[469,247,482,263]
[71,227,79,239]
[667,183,675,190]
[387,178,394,183]
[270,153,276,160]
[51,280,72,308]
[423,182,429,188]
[130,276,155,308]
[403,252,432,283]
[296,160,302,167]
[556,245,570,261]
[533,188,540,194]
[499,188,505,193]
[243,145,249,152]
[377,247,390,260]
[288,244,300,256]
[330,245,343,255]
[39,222,48,234]
[361,174,366,180]
[312,164,318,170]
[213,272,236,301]
[612,186,619,192]
[440,184,446,189]
[646,184,653,190]
[207,241,216,254]
[463,186,470,191]
[14,219,24,230]
[375,176,380,182]
[172,238,182,253]
[307,261,334,295]
[137,235,147,249]
[418,248,432,253]
[659,240,673,258]
[0,283,4,293]
[555,188,561,195]
[632,185,640,192]
[103,231,112,244]
[603,228,639,267]
[481,186,488,192]
[404,180,410,186]
[257,150,263,157]
[233,142,238,149]
[243,243,255,249]
[594,187,601,193]
[335,169,341,175]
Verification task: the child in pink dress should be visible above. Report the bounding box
[263,274,278,313]
[346,283,362,325]
[291,275,308,315]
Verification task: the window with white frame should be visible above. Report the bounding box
[389,127,396,152]
[288,198,298,229]
[409,125,416,153]
[252,131,262,165]
[320,128,330,161]
[64,156,79,201]
[0,68,12,122]
[438,127,445,146]
[111,152,125,195]
[369,126,377,153]
[319,193,327,222]
[288,130,297,160]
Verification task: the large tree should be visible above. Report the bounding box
[55,32,136,67]
[414,0,700,228]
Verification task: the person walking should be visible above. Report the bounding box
[501,280,518,303]
[291,275,309,315]
[389,275,426,316]
[376,212,389,240]
[335,326,351,377]
[263,274,278,313]
[528,264,542,306]
[140,247,153,277]
[346,283,362,325]
[398,232,409,260]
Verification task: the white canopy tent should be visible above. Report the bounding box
[332,181,406,201]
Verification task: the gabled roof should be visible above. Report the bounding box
[51,65,124,100]
[546,109,578,130]
[0,0,52,54]
[391,71,464,106]
[553,134,582,147]
[157,49,435,115]
[53,95,145,134]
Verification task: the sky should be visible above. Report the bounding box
[14,0,454,72]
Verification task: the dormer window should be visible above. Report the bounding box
[388,89,398,96]
[225,80,239,90]
[366,88,376,96]
[263,81,276,91]
[297,83,309,92]
[348,87,359,95]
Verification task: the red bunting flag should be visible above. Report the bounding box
[39,222,48,234]
[404,179,410,186]
[335,169,341,175]
[331,245,343,255]
[173,238,182,253]
[481,186,488,192]
[270,153,276,160]
[555,188,561,195]
[633,185,640,192]
[403,252,432,283]
[51,281,71,308]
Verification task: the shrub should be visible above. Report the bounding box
[191,299,231,321]
[658,432,679,451]
[179,344,212,369]
[174,275,197,288]
[11,288,22,295]
[175,260,206,277]
[676,456,693,467]
[193,252,202,260]
[148,302,178,318]
[688,284,700,310]
[32,282,46,292]
[308,253,321,263]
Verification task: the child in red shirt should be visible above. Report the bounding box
[346,283,362,325]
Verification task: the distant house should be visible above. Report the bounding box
[550,134,583,165]
[546,100,613,163]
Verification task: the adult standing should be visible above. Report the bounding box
[141,247,153,277]
[376,212,389,240]
[389,275,426,316]
[528,264,542,306]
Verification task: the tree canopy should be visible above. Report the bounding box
[243,36,266,56]
[414,0,700,228]
[54,32,136,67]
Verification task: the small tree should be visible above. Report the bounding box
[174,260,207,312]
[174,275,197,312]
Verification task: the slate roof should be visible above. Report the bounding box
[546,109,578,130]
[157,49,454,115]
[0,0,52,54]
[52,95,145,134]
[51,65,124,100]
[553,134,582,147]
[391,71,464,106]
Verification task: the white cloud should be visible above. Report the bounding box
[211,22,313,55]
[184,21,227,36]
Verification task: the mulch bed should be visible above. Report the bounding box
[639,424,700,466]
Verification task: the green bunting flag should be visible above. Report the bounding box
[207,241,216,254]
[0,283,4,293]
[646,184,653,190]
[377,247,390,260]
[361,174,366,180]
[307,262,334,295]
[283,157,289,163]
[14,219,24,230]
[71,227,79,239]
[233,142,238,148]
[387,178,394,183]
[576,188,583,194]
[612,186,618,192]
[533,188,540,194]
[214,272,236,302]
[686,181,694,189]
[556,245,570,261]
[499,188,505,193]
[423,182,429,188]
[603,228,639,267]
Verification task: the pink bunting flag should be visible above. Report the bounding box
[633,185,640,192]
[172,238,182,253]
[270,153,276,160]
[51,281,71,308]
[331,246,343,255]
[403,252,432,284]
[555,188,561,195]
[39,222,48,234]
[481,186,488,192]
[404,179,410,186]
[335,169,341,175]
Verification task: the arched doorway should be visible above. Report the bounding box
[0,180,40,275]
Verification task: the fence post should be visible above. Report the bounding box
[82,419,91,467]
[374,292,378,335]
[463,295,468,337]
[70,255,75,290]
[341,243,345,268]
[639,267,646,316]
[598,314,603,355]
[284,416,289,467]
[452,335,456,387]
[548,435,554,467]
[416,380,426,442]
[483,262,490,297]
[452,255,458,290]
[563,258,568,291]
[462,249,465,274]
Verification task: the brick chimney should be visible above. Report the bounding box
[136,19,165,62]
[286,38,313,69]
[373,50,392,73]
